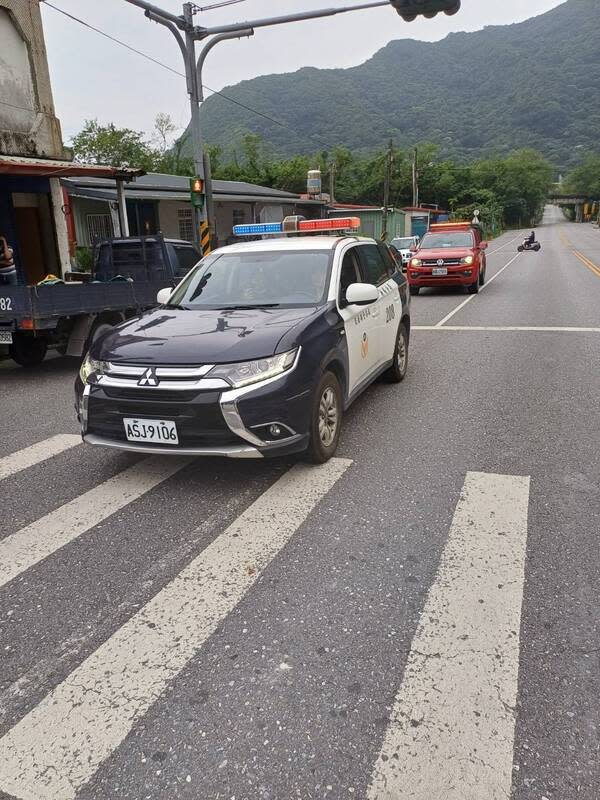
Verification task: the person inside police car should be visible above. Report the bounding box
[0,234,17,286]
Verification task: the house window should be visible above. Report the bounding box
[86,213,113,243]
[232,208,246,227]
[178,208,194,242]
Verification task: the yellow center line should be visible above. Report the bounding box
[559,230,600,278]
[574,250,600,278]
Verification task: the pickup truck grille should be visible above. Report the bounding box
[422,259,462,267]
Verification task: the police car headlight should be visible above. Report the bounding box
[209,348,298,389]
[79,354,108,385]
[461,255,475,266]
[411,258,422,267]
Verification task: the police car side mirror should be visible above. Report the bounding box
[480,241,488,250]
[345,283,379,307]
[157,288,172,305]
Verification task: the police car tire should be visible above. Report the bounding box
[306,371,343,464]
[467,277,480,294]
[409,286,420,296]
[479,266,486,286]
[384,322,409,384]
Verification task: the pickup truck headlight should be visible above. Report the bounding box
[79,354,108,385]
[461,255,475,266]
[410,258,423,267]
[209,348,298,389]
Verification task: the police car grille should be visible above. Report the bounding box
[98,362,218,392]
[102,387,200,402]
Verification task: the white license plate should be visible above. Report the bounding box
[432,267,448,276]
[0,331,12,345]
[124,418,179,445]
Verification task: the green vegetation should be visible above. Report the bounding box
[212,135,552,229]
[564,154,600,199]
[72,117,193,175]
[195,0,599,168]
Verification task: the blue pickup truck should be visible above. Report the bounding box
[0,235,199,367]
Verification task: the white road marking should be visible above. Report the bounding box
[368,471,530,800]
[414,325,600,333]
[0,456,190,590]
[487,233,522,255]
[0,435,81,482]
[0,458,352,800]
[435,252,522,328]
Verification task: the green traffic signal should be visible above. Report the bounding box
[390,0,461,21]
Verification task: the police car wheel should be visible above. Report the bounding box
[384,322,409,383]
[409,285,420,296]
[467,276,480,294]
[306,371,343,464]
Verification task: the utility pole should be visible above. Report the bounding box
[381,139,394,241]
[329,161,336,206]
[412,146,419,208]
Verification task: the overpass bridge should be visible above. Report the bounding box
[547,194,590,223]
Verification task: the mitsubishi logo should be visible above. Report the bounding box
[138,368,159,387]
[437,259,445,266]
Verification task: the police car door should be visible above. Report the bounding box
[356,243,401,366]
[337,246,379,397]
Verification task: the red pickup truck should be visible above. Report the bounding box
[407,222,488,296]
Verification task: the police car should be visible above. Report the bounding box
[75,217,410,463]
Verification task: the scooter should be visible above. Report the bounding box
[518,239,541,252]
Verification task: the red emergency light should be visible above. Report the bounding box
[298,217,361,232]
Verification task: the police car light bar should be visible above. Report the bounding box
[232,216,361,237]
[430,221,472,230]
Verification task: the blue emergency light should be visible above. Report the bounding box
[232,222,284,236]
[233,216,361,237]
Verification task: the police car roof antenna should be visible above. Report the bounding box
[124,0,391,249]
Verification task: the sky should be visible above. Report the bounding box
[41,0,565,144]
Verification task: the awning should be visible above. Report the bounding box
[0,155,144,180]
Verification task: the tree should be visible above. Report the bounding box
[72,119,154,170]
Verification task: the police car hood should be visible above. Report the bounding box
[95,306,321,365]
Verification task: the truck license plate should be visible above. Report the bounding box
[0,331,12,345]
[432,267,448,276]
[124,418,179,445]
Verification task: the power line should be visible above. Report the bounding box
[40,0,356,154]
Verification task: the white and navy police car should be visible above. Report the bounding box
[75,217,410,463]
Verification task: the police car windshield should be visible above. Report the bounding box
[167,250,331,309]
[420,232,474,249]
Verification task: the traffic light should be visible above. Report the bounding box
[390,0,461,21]
[189,177,205,210]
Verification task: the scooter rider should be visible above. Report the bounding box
[526,231,536,246]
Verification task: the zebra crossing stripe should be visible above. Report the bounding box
[368,471,530,800]
[0,458,352,800]
[0,456,190,590]
[0,435,81,482]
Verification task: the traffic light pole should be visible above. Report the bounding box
[124,0,452,252]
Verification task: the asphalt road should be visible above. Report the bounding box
[0,206,598,800]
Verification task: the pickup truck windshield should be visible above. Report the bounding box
[420,232,474,249]
[167,250,331,309]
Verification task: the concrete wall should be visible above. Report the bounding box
[0,0,66,158]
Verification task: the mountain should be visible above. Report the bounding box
[195,0,600,167]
